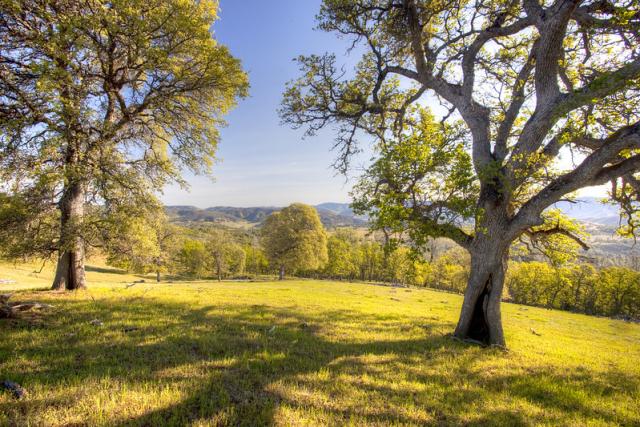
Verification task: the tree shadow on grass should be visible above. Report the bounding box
[0,297,638,426]
[84,265,130,275]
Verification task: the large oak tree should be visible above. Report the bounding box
[0,0,248,290]
[281,0,640,346]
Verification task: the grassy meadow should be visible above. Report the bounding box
[1,261,639,426]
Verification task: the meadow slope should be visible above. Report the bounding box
[1,262,639,426]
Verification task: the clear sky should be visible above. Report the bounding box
[161,0,607,208]
[161,0,365,208]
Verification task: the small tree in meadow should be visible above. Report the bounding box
[178,240,209,280]
[206,230,246,281]
[104,207,180,282]
[261,204,328,280]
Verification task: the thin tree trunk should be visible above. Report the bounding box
[215,253,222,282]
[453,244,507,347]
[52,181,86,291]
[279,265,285,280]
[156,270,161,283]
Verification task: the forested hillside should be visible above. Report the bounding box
[165,204,367,228]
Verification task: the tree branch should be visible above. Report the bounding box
[524,226,590,251]
[513,121,640,228]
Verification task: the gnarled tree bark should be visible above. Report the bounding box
[52,181,86,291]
[453,203,510,346]
[454,247,508,346]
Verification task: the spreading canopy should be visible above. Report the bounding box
[281,0,640,248]
[0,0,248,261]
[281,0,640,346]
[261,203,329,276]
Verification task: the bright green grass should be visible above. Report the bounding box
[1,262,639,426]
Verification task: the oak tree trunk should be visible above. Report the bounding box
[454,243,507,347]
[279,265,285,280]
[215,254,222,282]
[52,182,86,291]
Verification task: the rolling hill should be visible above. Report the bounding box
[166,199,640,261]
[165,204,367,228]
[167,198,621,228]
[554,197,621,226]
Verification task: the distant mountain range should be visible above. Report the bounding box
[553,197,620,226]
[165,204,367,228]
[166,197,622,229]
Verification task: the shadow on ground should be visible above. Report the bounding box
[0,293,638,426]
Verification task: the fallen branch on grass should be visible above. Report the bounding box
[125,279,147,289]
[0,294,54,319]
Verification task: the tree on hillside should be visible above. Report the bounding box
[104,208,180,282]
[281,0,640,346]
[244,243,270,276]
[599,267,640,317]
[206,230,246,281]
[357,241,385,281]
[178,239,209,279]
[0,0,248,290]
[323,229,360,280]
[261,204,328,280]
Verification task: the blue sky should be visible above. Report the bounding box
[161,0,368,208]
[161,0,606,208]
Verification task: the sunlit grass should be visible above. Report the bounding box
[1,261,639,426]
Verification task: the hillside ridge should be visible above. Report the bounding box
[165,204,367,228]
[167,197,619,227]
